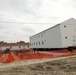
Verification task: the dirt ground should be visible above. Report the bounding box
[0,57,76,75]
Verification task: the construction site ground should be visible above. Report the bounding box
[0,55,76,75]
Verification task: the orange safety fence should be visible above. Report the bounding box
[11,53,20,61]
[5,54,13,62]
[50,49,69,53]
[16,52,53,60]
[0,54,2,57]
[0,52,53,63]
[0,54,8,62]
[0,49,76,63]
[73,50,76,53]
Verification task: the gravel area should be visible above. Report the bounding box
[0,56,76,75]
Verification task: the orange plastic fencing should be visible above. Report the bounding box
[5,54,13,62]
[0,49,76,63]
[0,53,20,63]
[0,54,8,62]
[16,52,53,60]
[51,49,69,53]
[11,53,20,61]
[47,49,73,57]
[73,50,76,53]
[0,54,2,57]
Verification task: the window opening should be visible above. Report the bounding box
[65,36,67,39]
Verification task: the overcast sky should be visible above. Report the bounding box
[0,0,76,43]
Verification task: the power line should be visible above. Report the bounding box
[0,21,56,24]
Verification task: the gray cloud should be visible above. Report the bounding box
[0,23,11,30]
[0,0,76,42]
[10,0,43,16]
[22,27,36,33]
